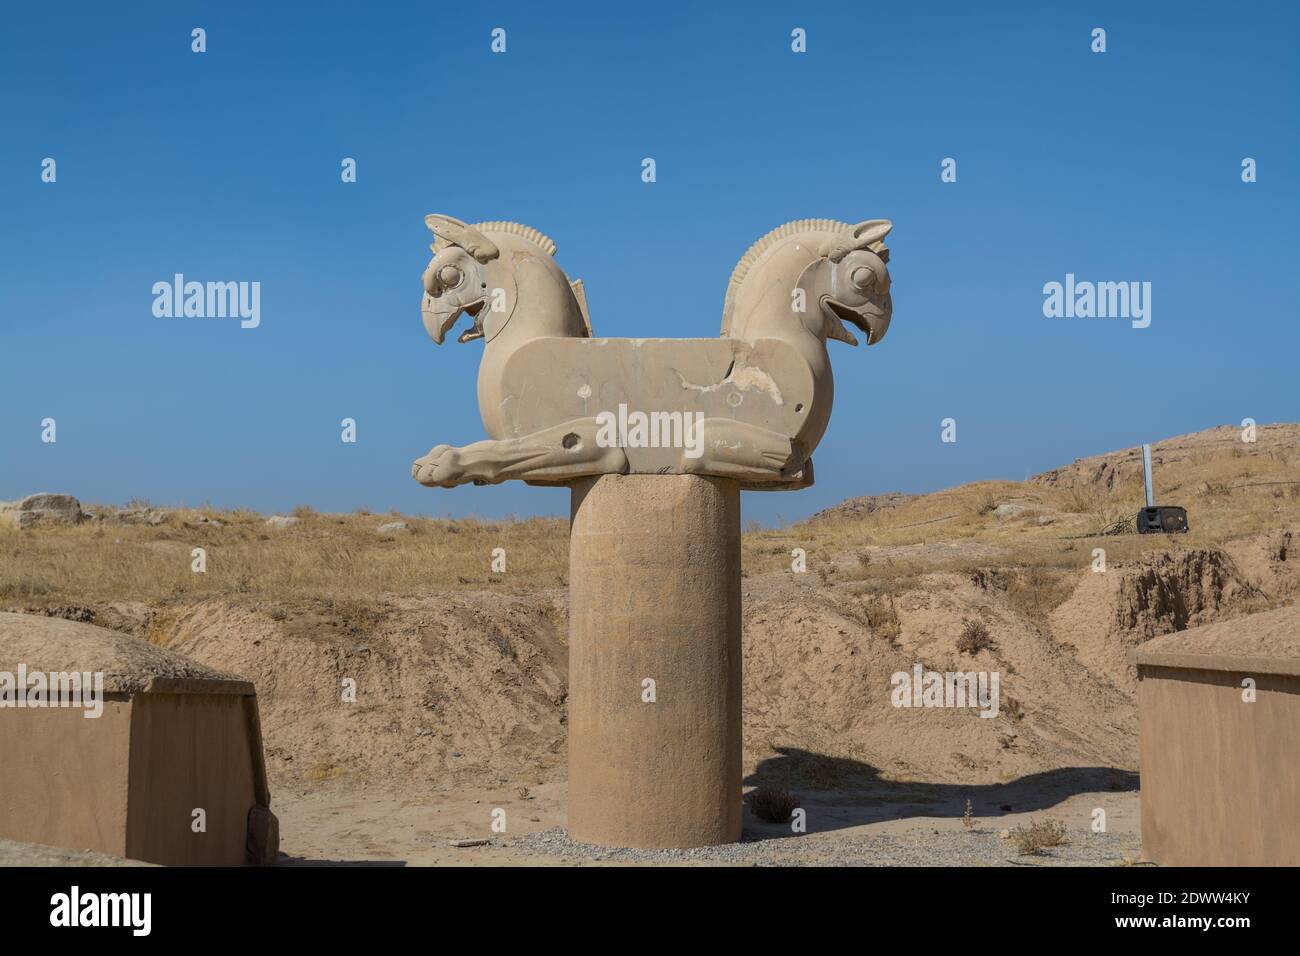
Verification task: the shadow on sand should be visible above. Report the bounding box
[742,747,1137,837]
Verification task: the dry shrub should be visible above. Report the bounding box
[1011,818,1069,855]
[957,617,993,654]
[1004,567,1074,624]
[1061,485,1103,514]
[969,567,1005,591]
[749,788,801,823]
[304,761,346,784]
[862,594,901,646]
[1001,693,1024,720]
[325,598,389,636]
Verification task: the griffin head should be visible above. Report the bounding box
[820,219,893,347]
[421,215,499,345]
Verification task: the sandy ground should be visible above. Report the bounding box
[270,771,1141,867]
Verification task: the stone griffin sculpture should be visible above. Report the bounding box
[411,215,893,490]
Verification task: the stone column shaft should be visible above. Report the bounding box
[567,474,742,848]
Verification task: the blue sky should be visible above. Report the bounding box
[2,1,1296,524]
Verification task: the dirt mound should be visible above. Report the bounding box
[742,572,1136,786]
[153,593,570,787]
[1050,546,1278,690]
[1221,531,1297,600]
[63,566,1141,791]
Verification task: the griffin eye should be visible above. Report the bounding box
[851,266,876,290]
[439,265,464,288]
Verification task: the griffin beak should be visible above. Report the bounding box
[821,296,892,347]
[422,295,487,345]
[821,297,861,346]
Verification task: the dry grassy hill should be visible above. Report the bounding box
[2,423,1296,797]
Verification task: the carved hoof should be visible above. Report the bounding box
[412,445,461,487]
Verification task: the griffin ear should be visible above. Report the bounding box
[423,214,500,262]
[425,213,467,233]
[851,219,893,248]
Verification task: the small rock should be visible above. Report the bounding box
[265,515,300,529]
[1037,515,1056,526]
[376,521,408,534]
[999,829,1011,839]
[992,502,1029,518]
[114,507,168,526]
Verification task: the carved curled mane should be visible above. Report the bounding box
[472,221,557,257]
[722,219,853,333]
[728,219,853,296]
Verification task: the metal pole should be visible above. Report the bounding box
[1142,443,1155,507]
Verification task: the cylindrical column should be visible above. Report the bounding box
[567,474,742,848]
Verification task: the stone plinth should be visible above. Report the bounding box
[567,474,742,848]
[1132,604,1300,866]
[0,612,278,866]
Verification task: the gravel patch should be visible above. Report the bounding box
[0,838,152,867]
[507,826,1141,867]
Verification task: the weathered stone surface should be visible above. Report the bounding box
[411,216,893,490]
[567,475,742,848]
[2,493,84,528]
[112,507,168,526]
[376,521,408,534]
[265,515,300,529]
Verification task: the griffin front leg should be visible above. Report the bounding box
[681,418,807,481]
[412,418,629,487]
